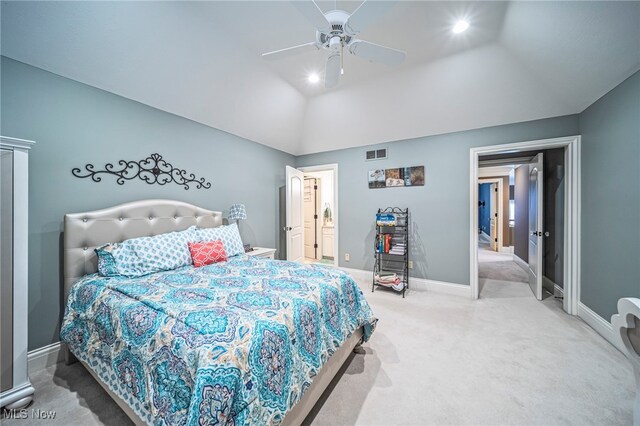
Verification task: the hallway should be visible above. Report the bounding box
[478,234,530,296]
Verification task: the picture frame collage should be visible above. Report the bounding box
[368,166,425,189]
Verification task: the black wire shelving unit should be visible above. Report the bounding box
[372,207,409,298]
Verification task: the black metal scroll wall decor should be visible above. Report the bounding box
[72,153,212,190]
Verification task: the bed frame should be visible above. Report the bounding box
[63,199,361,425]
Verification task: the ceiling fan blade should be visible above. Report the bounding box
[291,1,332,34]
[343,1,396,37]
[262,42,321,61]
[348,39,406,66]
[325,51,341,89]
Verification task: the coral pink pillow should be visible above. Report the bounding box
[188,240,227,267]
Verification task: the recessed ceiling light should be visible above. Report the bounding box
[452,20,469,34]
[308,73,320,83]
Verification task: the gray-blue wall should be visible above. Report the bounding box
[0,57,295,350]
[296,115,580,285]
[514,164,529,262]
[579,70,640,319]
[3,54,637,350]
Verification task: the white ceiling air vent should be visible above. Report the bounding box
[366,148,388,161]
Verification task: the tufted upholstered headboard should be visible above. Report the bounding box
[63,199,222,301]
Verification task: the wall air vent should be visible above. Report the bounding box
[365,148,388,161]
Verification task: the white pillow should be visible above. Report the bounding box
[194,223,245,257]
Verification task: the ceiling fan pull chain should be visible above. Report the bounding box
[341,42,344,75]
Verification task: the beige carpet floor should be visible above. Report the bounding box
[477,238,531,293]
[2,275,634,425]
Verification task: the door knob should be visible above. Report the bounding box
[282,226,292,231]
[544,231,550,237]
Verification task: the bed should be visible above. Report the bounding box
[61,199,376,425]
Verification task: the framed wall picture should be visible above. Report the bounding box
[407,166,424,186]
[368,169,386,188]
[385,168,405,187]
[369,165,425,188]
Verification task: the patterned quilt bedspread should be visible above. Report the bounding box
[61,256,377,425]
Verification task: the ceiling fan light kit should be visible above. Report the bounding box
[452,19,470,34]
[262,0,406,89]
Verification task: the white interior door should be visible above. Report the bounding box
[489,183,497,251]
[303,178,317,260]
[528,153,544,300]
[286,166,304,262]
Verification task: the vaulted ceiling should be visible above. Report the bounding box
[2,1,639,155]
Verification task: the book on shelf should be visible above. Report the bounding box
[376,213,397,226]
[376,234,395,253]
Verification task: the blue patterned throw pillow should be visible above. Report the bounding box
[194,223,245,257]
[117,227,197,276]
[95,226,197,277]
[95,244,120,277]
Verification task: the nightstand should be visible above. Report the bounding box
[246,247,276,259]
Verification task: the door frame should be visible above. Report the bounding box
[469,136,581,315]
[298,164,339,267]
[477,177,504,252]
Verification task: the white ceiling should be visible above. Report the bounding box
[2,1,639,155]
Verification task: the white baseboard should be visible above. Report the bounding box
[554,283,564,297]
[577,302,623,353]
[513,254,528,272]
[339,266,470,298]
[499,246,514,254]
[411,277,470,297]
[28,341,64,375]
[339,267,371,284]
[543,276,557,294]
[542,275,565,298]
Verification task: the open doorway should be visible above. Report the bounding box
[478,175,506,253]
[477,165,530,297]
[302,168,336,265]
[470,136,581,315]
[284,164,339,267]
[478,149,567,302]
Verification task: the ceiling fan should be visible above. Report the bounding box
[262,1,406,88]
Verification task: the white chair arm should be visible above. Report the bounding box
[612,297,640,426]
